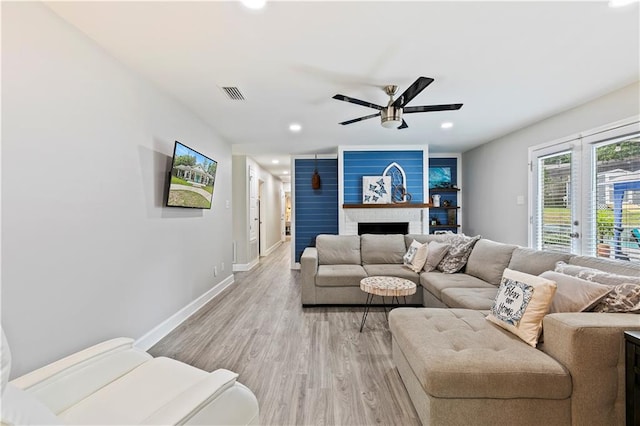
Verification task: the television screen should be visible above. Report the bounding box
[166,141,216,209]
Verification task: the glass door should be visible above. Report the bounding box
[531,143,581,253]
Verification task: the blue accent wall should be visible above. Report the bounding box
[343,151,424,203]
[294,158,338,262]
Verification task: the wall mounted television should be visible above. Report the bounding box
[166,141,217,209]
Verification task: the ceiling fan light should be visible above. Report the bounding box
[381,106,402,129]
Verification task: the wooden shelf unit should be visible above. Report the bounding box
[429,187,461,233]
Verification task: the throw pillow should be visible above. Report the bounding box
[592,283,640,313]
[539,271,611,313]
[554,262,640,286]
[486,268,557,347]
[403,240,429,272]
[437,234,481,274]
[423,241,450,272]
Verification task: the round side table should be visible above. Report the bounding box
[359,276,417,332]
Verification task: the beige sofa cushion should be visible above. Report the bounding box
[363,265,420,284]
[540,271,611,313]
[440,287,498,310]
[316,235,361,265]
[389,308,571,399]
[361,234,406,265]
[421,271,494,299]
[316,264,367,287]
[568,255,640,276]
[466,239,517,285]
[508,248,572,276]
[404,234,445,247]
[554,261,640,286]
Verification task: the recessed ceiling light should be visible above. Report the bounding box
[240,0,266,10]
[283,171,289,175]
[272,159,279,164]
[289,123,302,133]
[608,0,638,7]
[441,122,453,129]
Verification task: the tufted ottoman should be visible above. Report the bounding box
[389,308,572,426]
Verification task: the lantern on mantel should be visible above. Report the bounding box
[311,154,321,189]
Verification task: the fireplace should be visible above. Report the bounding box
[358,222,409,235]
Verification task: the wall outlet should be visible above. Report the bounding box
[214,266,218,277]
[221,262,225,271]
[226,200,230,209]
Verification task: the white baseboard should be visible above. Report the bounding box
[263,240,282,256]
[135,274,235,351]
[232,258,259,272]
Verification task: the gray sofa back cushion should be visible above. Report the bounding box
[361,234,406,265]
[466,239,518,285]
[508,248,572,276]
[568,255,640,276]
[316,235,361,265]
[404,234,444,248]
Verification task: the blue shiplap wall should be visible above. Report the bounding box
[343,151,424,203]
[294,158,338,262]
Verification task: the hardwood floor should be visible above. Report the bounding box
[150,241,420,426]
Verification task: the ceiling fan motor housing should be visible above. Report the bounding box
[381,106,402,128]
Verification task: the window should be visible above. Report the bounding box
[530,119,640,263]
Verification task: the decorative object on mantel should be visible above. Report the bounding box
[362,176,391,204]
[311,154,321,189]
[393,185,412,203]
[383,162,409,202]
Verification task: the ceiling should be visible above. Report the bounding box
[45,1,640,181]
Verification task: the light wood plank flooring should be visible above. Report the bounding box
[150,241,420,426]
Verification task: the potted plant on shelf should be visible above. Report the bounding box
[596,208,614,258]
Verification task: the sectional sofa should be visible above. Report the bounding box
[300,233,640,425]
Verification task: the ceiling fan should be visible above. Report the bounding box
[332,76,462,129]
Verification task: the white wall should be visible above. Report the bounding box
[2,2,233,377]
[463,81,640,245]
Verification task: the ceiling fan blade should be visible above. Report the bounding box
[403,103,463,113]
[398,120,408,129]
[339,112,381,125]
[333,94,383,110]
[393,77,434,108]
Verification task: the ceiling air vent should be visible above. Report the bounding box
[221,86,245,100]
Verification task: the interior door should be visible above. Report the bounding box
[249,166,258,242]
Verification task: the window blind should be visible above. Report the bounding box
[586,136,640,262]
[537,151,574,253]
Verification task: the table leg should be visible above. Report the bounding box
[359,293,374,332]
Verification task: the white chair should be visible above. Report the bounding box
[1,330,259,425]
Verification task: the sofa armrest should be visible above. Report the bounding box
[300,247,318,305]
[143,369,259,425]
[11,338,151,414]
[542,313,640,426]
